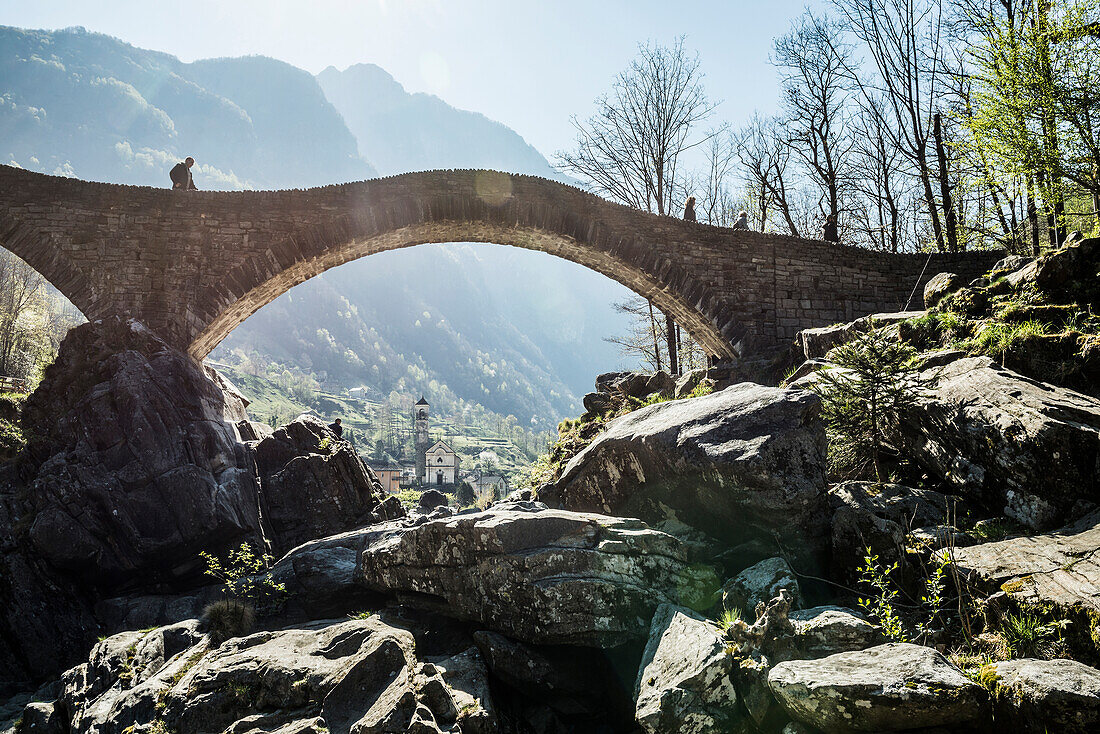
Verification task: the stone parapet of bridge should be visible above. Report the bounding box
[0,165,1002,360]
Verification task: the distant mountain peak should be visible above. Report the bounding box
[316,62,561,179]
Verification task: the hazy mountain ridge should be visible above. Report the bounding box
[317,63,561,179]
[0,25,634,428]
[0,25,375,187]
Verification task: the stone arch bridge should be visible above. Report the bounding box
[0,165,999,361]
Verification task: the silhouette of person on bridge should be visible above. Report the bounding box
[683,196,697,222]
[823,214,839,244]
[170,157,198,190]
[329,418,343,439]
[732,210,750,231]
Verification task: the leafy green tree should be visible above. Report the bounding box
[456,481,476,507]
[963,0,1100,249]
[809,322,928,481]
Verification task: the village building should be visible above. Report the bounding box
[473,471,509,500]
[372,465,404,494]
[424,439,461,485]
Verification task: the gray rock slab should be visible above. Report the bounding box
[357,507,718,647]
[768,643,984,733]
[993,657,1100,733]
[634,605,741,734]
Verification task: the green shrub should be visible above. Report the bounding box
[857,551,908,642]
[809,322,930,481]
[1000,610,1067,659]
[963,319,1052,362]
[201,600,256,645]
[716,607,743,632]
[199,542,285,644]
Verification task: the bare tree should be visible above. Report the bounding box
[851,94,911,250]
[604,296,667,372]
[698,128,739,226]
[557,38,716,375]
[773,12,856,226]
[833,0,952,251]
[735,114,803,235]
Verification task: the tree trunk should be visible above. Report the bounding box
[664,312,679,376]
[1036,169,1059,250]
[917,143,946,252]
[933,113,959,253]
[1026,176,1041,256]
[647,300,662,373]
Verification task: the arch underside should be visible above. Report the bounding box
[0,211,94,320]
[189,220,742,362]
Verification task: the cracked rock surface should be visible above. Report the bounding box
[357,504,719,647]
[767,643,984,733]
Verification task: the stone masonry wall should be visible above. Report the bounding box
[0,165,1001,359]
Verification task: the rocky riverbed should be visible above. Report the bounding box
[3,240,1100,732]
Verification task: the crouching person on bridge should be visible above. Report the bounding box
[170,157,198,190]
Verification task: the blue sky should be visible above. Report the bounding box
[0,0,825,161]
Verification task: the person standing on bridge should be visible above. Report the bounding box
[170,157,198,191]
[683,196,697,222]
[822,213,839,244]
[732,210,750,231]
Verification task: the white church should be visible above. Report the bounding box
[424,439,461,486]
[414,397,461,486]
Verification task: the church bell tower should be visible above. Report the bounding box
[414,396,430,484]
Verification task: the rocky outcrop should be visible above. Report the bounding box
[634,604,741,734]
[950,510,1100,624]
[20,318,261,585]
[923,272,962,309]
[768,643,985,732]
[992,658,1100,734]
[53,615,496,734]
[828,482,959,582]
[541,383,828,568]
[797,311,924,361]
[787,607,881,659]
[357,504,718,647]
[893,356,1100,528]
[722,557,801,613]
[1010,234,1100,307]
[253,416,382,557]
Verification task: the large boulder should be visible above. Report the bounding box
[357,505,718,647]
[923,272,962,309]
[269,526,396,621]
[634,604,742,734]
[828,482,957,583]
[768,643,985,733]
[893,356,1100,529]
[787,606,881,659]
[253,415,382,557]
[418,489,449,512]
[20,318,262,585]
[540,383,828,567]
[949,509,1100,644]
[55,615,496,734]
[992,658,1100,733]
[722,557,801,613]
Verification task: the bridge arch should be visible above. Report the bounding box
[0,165,1003,363]
[190,198,740,360]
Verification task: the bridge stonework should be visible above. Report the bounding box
[0,165,1000,361]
